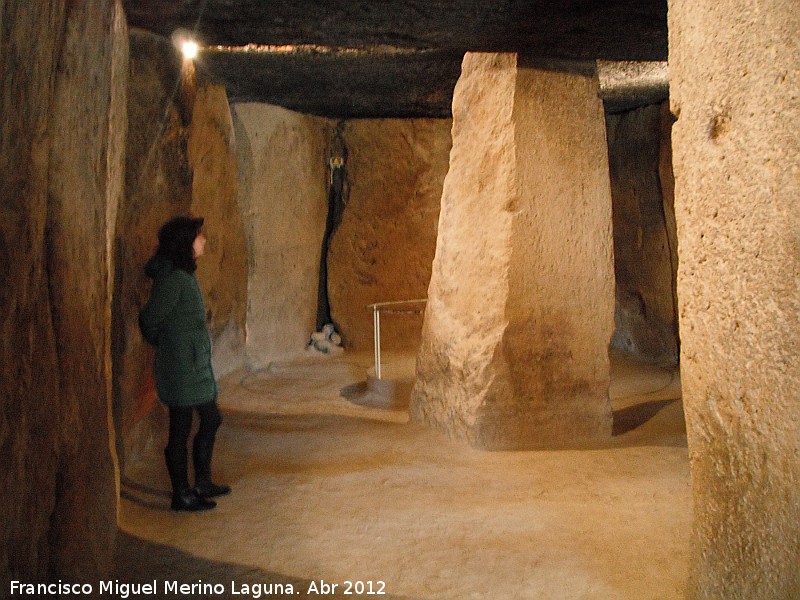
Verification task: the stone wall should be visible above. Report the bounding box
[607,102,679,365]
[115,30,246,468]
[412,54,614,449]
[0,0,127,584]
[328,119,451,351]
[188,85,249,376]
[669,0,800,596]
[114,29,193,467]
[233,103,330,366]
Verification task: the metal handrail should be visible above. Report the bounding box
[365,299,427,379]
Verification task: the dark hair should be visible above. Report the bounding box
[156,216,204,273]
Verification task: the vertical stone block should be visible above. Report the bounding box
[0,0,126,585]
[607,102,679,365]
[46,0,127,581]
[115,29,194,468]
[669,0,800,597]
[189,84,248,376]
[0,2,68,586]
[117,40,250,464]
[411,53,614,449]
[233,104,330,366]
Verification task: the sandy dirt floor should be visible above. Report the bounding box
[116,351,691,599]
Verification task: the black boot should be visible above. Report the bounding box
[193,423,231,498]
[165,448,216,511]
[170,488,216,512]
[194,480,231,498]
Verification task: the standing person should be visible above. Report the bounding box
[139,216,231,512]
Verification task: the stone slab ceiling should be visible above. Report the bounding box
[125,0,667,117]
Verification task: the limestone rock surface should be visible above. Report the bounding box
[328,119,451,352]
[189,84,248,376]
[0,0,126,584]
[233,103,330,366]
[669,0,800,596]
[123,0,667,60]
[123,0,667,117]
[607,102,679,365]
[412,53,615,449]
[114,29,194,467]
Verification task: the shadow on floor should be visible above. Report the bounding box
[114,530,413,600]
[612,398,679,436]
[121,475,170,499]
[340,381,412,411]
[340,381,369,400]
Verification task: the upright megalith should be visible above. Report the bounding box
[0,0,127,584]
[115,31,247,467]
[411,53,615,449]
[669,0,800,597]
[607,102,679,365]
[233,103,330,366]
[188,84,248,376]
[46,0,128,580]
[114,29,195,468]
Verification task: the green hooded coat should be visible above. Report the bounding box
[139,255,218,407]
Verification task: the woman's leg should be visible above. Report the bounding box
[164,406,193,494]
[192,400,230,497]
[165,405,215,511]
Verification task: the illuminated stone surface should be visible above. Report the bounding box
[233,103,330,366]
[0,0,126,584]
[328,119,451,351]
[669,0,800,596]
[188,84,248,376]
[411,53,615,449]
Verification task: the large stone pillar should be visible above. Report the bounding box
[233,103,330,366]
[189,84,248,376]
[115,29,194,468]
[46,0,128,581]
[1,0,127,584]
[607,103,679,365]
[411,53,615,450]
[669,1,800,597]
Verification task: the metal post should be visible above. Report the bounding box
[372,306,377,378]
[375,307,382,379]
[367,299,427,381]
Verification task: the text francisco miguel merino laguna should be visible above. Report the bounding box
[10,578,388,597]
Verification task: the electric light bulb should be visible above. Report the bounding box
[181,40,199,60]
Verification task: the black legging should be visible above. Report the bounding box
[164,400,222,491]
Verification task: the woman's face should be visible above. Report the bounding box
[193,231,207,258]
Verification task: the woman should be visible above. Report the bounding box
[139,216,230,512]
